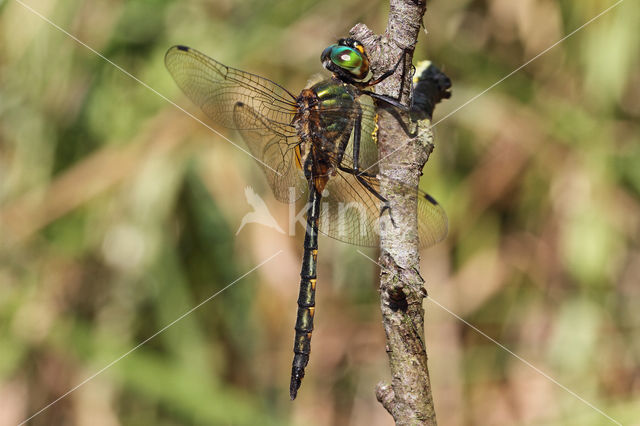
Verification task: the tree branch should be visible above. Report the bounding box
[350,1,438,424]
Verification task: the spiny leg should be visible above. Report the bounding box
[338,165,397,228]
[351,107,363,171]
[344,107,400,227]
[367,97,419,138]
[362,50,406,87]
[339,47,407,91]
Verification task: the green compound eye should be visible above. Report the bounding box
[330,46,362,70]
[320,41,369,80]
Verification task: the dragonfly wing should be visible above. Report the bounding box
[165,45,305,201]
[233,103,307,202]
[415,189,449,248]
[165,45,298,129]
[319,172,448,248]
[317,171,382,247]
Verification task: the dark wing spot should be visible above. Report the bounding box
[176,45,190,52]
[236,101,245,107]
[423,193,439,205]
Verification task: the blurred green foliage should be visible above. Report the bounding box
[1,0,639,425]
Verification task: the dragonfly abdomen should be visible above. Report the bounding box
[290,185,321,400]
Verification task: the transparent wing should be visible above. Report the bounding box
[317,172,448,249]
[165,45,305,201]
[320,94,446,248]
[233,103,307,201]
[165,45,298,129]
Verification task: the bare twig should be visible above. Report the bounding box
[350,0,437,424]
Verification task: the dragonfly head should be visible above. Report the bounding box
[321,38,370,81]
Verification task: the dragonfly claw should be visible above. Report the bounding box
[380,202,398,228]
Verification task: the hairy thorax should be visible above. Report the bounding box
[293,78,358,193]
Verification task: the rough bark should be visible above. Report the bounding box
[350,1,437,424]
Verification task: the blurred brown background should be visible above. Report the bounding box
[1,0,639,425]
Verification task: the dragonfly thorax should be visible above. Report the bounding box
[293,79,359,192]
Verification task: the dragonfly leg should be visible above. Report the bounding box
[338,165,376,179]
[337,50,405,89]
[351,107,363,171]
[365,92,409,111]
[366,100,419,138]
[380,200,398,228]
[356,176,397,228]
[358,83,419,139]
[357,47,415,109]
[363,50,406,87]
[355,49,410,111]
[338,165,399,228]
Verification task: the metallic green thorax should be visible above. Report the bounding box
[293,78,360,193]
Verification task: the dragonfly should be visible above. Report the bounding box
[165,39,448,400]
